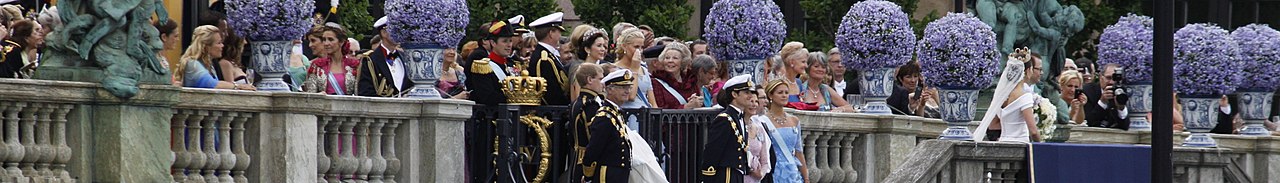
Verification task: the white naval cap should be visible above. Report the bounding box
[374,16,388,28]
[530,12,565,31]
[721,74,755,92]
[601,69,634,86]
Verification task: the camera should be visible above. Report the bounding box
[1111,67,1129,105]
[1075,88,1085,99]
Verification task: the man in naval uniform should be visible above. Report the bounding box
[463,20,519,106]
[700,74,756,183]
[527,12,572,106]
[582,69,635,183]
[567,63,604,182]
[357,16,415,97]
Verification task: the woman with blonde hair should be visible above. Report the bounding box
[177,25,254,90]
[614,28,658,109]
[778,42,808,103]
[1058,70,1088,124]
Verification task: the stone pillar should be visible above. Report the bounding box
[855,115,924,183]
[248,92,325,183]
[83,85,180,182]
[402,99,471,183]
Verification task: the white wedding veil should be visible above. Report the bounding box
[972,54,1028,141]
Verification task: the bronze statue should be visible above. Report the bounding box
[973,0,1085,124]
[37,0,170,99]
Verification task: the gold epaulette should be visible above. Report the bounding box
[471,58,493,74]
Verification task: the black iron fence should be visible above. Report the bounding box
[465,104,721,183]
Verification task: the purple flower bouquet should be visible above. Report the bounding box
[1174,23,1243,96]
[835,0,916,70]
[385,0,469,46]
[1097,14,1154,83]
[917,13,1000,89]
[1232,24,1280,91]
[702,0,787,60]
[225,0,315,41]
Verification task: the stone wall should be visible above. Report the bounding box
[0,79,471,182]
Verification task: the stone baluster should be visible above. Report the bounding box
[802,130,818,183]
[231,112,251,183]
[368,118,387,183]
[816,131,833,183]
[186,111,207,183]
[324,116,342,183]
[3,102,21,182]
[18,102,38,180]
[355,118,372,183]
[33,103,53,181]
[171,110,190,182]
[0,102,13,181]
[50,104,72,182]
[840,133,858,182]
[216,112,236,183]
[339,117,358,181]
[382,119,401,183]
[825,132,844,183]
[317,116,331,183]
[202,112,222,183]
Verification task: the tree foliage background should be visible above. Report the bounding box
[1062,0,1144,61]
[465,0,561,45]
[338,0,376,41]
[787,0,938,52]
[571,0,695,40]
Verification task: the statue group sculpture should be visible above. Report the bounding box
[37,0,170,99]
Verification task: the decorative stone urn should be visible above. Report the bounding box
[250,41,293,91]
[402,43,446,99]
[859,68,896,114]
[727,58,763,83]
[1237,91,1274,136]
[1180,96,1221,147]
[938,88,981,140]
[1126,83,1153,131]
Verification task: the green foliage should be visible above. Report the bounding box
[787,0,919,52]
[466,0,561,44]
[338,0,376,41]
[1063,0,1143,61]
[571,0,695,40]
[910,10,942,40]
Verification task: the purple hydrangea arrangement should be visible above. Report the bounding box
[835,0,916,70]
[1174,23,1244,96]
[1231,24,1280,91]
[385,0,469,46]
[702,0,787,60]
[225,0,315,41]
[917,13,1000,89]
[1097,14,1154,83]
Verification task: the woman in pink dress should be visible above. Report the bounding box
[303,26,361,95]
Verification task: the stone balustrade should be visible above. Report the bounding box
[0,79,471,182]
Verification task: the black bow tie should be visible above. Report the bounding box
[387,51,401,60]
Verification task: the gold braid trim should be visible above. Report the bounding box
[519,115,553,183]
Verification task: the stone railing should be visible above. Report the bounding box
[883,140,1250,183]
[0,79,471,182]
[790,108,1279,183]
[790,110,939,183]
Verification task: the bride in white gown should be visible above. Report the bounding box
[973,48,1043,143]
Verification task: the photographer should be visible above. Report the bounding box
[1058,70,1087,124]
[1083,64,1130,130]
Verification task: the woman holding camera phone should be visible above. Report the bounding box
[1058,70,1087,124]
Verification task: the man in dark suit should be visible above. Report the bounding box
[1083,64,1130,130]
[463,20,518,106]
[701,74,754,183]
[358,17,415,97]
[582,69,635,183]
[527,12,572,106]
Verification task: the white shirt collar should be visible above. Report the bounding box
[538,42,561,57]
